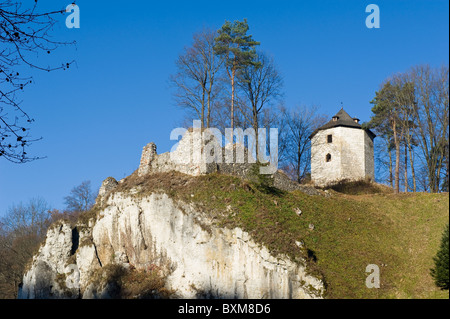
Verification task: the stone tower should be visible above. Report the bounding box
[310,108,376,187]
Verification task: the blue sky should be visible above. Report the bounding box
[0,0,448,215]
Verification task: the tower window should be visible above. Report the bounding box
[327,134,332,143]
[326,153,331,162]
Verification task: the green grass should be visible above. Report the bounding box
[103,171,449,299]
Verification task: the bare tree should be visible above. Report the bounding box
[278,105,327,183]
[390,74,418,192]
[170,28,225,128]
[372,135,394,187]
[0,197,51,298]
[368,80,409,193]
[0,1,74,163]
[1,197,50,236]
[368,64,448,193]
[64,180,97,213]
[408,64,449,193]
[236,51,283,159]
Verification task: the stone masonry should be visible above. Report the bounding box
[310,109,375,187]
[136,129,321,194]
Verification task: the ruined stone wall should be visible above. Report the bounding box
[137,131,262,179]
[137,142,157,176]
[137,131,219,177]
[136,130,320,193]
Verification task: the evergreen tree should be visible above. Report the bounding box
[431,223,449,290]
[368,81,412,193]
[214,19,260,132]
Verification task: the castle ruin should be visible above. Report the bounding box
[136,129,320,194]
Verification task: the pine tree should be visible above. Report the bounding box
[214,19,260,131]
[431,223,449,290]
[368,81,409,194]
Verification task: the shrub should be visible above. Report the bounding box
[248,162,275,193]
[121,264,173,299]
[324,179,386,195]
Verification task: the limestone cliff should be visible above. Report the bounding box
[19,132,325,299]
[19,185,324,299]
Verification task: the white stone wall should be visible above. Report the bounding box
[137,131,221,177]
[339,128,365,181]
[311,129,342,186]
[364,132,375,181]
[311,127,374,186]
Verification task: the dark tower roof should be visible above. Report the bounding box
[309,108,376,139]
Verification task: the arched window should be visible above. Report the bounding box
[326,153,331,162]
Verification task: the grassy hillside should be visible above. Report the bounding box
[115,172,449,299]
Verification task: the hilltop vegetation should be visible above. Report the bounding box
[113,171,449,299]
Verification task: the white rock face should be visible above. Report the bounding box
[19,222,80,299]
[19,192,324,299]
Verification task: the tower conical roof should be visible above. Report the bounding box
[309,108,375,139]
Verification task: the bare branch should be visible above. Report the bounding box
[0,0,75,163]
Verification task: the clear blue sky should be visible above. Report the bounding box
[0,0,448,215]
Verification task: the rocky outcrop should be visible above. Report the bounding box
[19,190,324,299]
[96,177,119,205]
[19,130,325,299]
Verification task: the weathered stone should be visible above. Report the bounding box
[19,222,82,299]
[20,193,325,299]
[138,142,157,176]
[136,130,321,194]
[96,177,119,204]
[310,109,375,187]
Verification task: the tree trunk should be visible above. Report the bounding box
[436,146,444,192]
[230,68,235,133]
[393,118,400,193]
[253,110,259,162]
[395,141,400,193]
[388,147,393,189]
[429,153,438,193]
[446,149,449,192]
[404,143,408,192]
[201,88,205,129]
[408,142,417,192]
[297,137,301,183]
[207,80,212,128]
